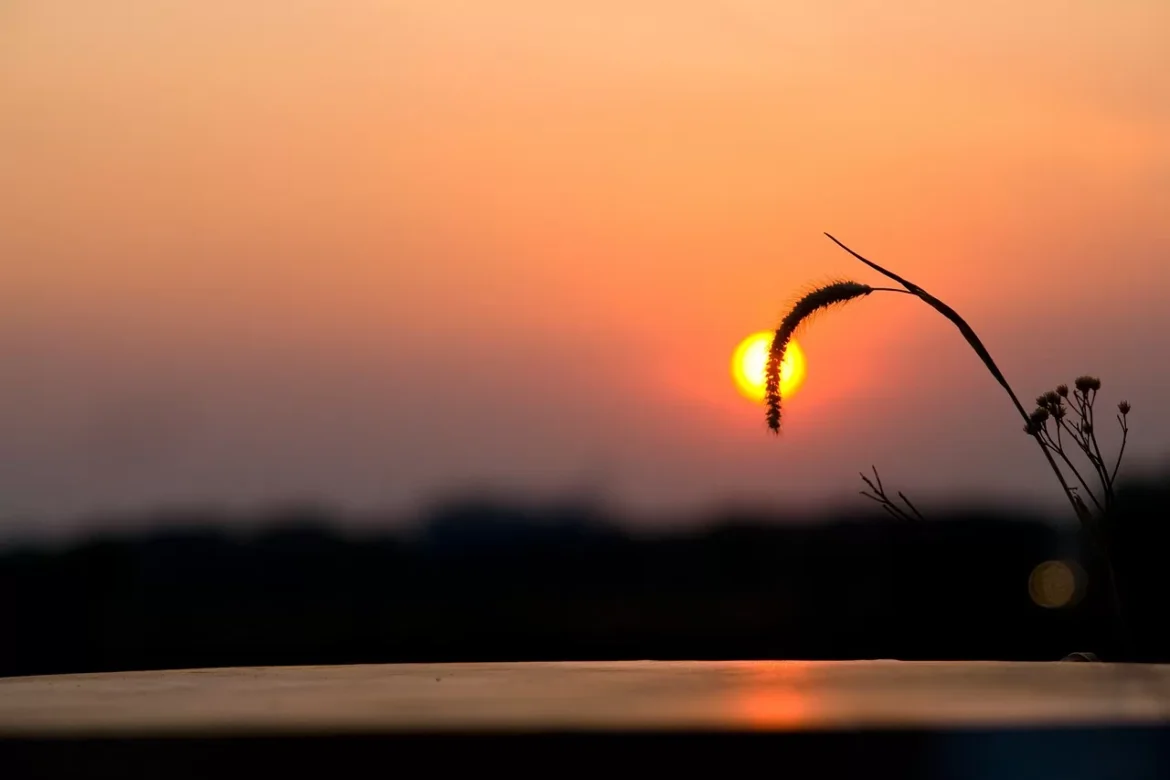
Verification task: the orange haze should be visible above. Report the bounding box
[2,1,1169,534]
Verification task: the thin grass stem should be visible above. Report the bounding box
[1110,419,1129,486]
[822,233,1087,527]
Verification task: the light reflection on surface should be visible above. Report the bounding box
[726,660,818,729]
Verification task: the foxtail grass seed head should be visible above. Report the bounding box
[765,280,874,432]
[1119,400,1131,415]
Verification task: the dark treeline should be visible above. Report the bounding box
[2,473,1169,678]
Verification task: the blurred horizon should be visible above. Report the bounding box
[6,462,1170,551]
[3,2,1169,537]
[7,469,1170,674]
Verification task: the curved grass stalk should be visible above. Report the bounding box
[764,281,874,432]
[819,233,1087,527]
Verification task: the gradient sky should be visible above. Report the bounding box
[3,1,1169,538]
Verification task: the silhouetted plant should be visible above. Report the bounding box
[764,280,876,432]
[1026,379,1131,519]
[858,466,924,522]
[766,234,1134,652]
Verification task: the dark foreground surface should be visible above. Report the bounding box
[3,661,1170,779]
[5,730,1170,780]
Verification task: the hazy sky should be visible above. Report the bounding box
[3,1,1169,536]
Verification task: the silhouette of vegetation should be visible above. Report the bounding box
[5,474,1170,679]
[765,234,1136,655]
[1027,379,1130,517]
[858,466,923,522]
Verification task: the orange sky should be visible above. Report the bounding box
[2,1,1169,534]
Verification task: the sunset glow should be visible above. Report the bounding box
[732,333,806,404]
[1,1,1168,524]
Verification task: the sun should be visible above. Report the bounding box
[732,332,807,403]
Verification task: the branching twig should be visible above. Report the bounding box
[1038,425,1105,514]
[897,490,925,521]
[859,466,923,522]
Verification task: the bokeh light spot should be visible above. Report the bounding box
[1028,560,1086,609]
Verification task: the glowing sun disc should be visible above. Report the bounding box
[732,332,807,403]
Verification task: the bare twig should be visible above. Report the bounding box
[898,491,925,521]
[859,467,921,522]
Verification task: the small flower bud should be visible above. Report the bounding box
[1118,400,1131,415]
[1075,376,1101,394]
[1056,384,1069,398]
[1030,407,1050,427]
